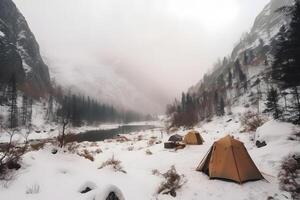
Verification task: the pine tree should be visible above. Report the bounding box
[272,1,300,123]
[214,91,218,115]
[292,87,300,124]
[21,94,28,126]
[264,87,282,119]
[46,94,54,122]
[27,97,33,126]
[248,49,254,63]
[8,74,18,129]
[219,97,225,116]
[228,70,232,88]
[234,59,247,83]
[181,92,186,112]
[243,51,249,65]
[271,25,288,85]
[222,57,228,66]
[272,1,300,87]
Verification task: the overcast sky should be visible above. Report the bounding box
[14,0,270,114]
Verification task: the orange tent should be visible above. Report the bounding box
[183,131,204,145]
[196,135,264,183]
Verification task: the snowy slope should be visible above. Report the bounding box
[0,114,299,200]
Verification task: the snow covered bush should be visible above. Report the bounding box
[152,169,160,176]
[137,135,143,141]
[278,154,300,200]
[98,155,126,174]
[94,148,102,154]
[288,131,300,141]
[240,111,267,132]
[145,149,152,155]
[157,165,187,197]
[127,146,134,151]
[25,184,40,194]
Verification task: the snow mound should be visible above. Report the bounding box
[0,31,5,37]
[256,120,298,143]
[95,185,125,200]
[78,181,97,193]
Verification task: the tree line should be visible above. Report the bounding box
[0,75,152,130]
[55,92,151,127]
[0,74,33,129]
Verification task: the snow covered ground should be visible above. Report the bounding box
[1,113,299,200]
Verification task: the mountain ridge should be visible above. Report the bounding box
[0,0,50,96]
[188,0,293,96]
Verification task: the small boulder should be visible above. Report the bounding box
[78,181,97,194]
[106,192,120,200]
[256,140,267,148]
[80,187,92,194]
[51,148,58,154]
[164,142,176,149]
[226,119,232,123]
[95,185,125,200]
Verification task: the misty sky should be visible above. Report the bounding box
[14,0,270,114]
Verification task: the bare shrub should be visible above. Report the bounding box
[145,149,152,155]
[30,141,46,151]
[77,149,94,162]
[240,111,266,132]
[147,139,156,146]
[98,155,126,174]
[26,184,40,194]
[115,136,130,143]
[278,154,300,200]
[288,132,300,141]
[90,142,98,147]
[137,135,143,141]
[57,133,77,147]
[157,165,187,197]
[127,146,134,151]
[94,148,102,154]
[168,127,178,134]
[65,142,80,153]
[152,169,160,176]
[0,128,29,180]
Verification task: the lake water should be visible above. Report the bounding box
[75,125,156,142]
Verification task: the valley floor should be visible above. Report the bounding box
[0,113,299,200]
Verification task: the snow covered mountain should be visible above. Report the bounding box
[231,0,293,60]
[161,0,299,128]
[0,0,50,96]
[188,0,293,102]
